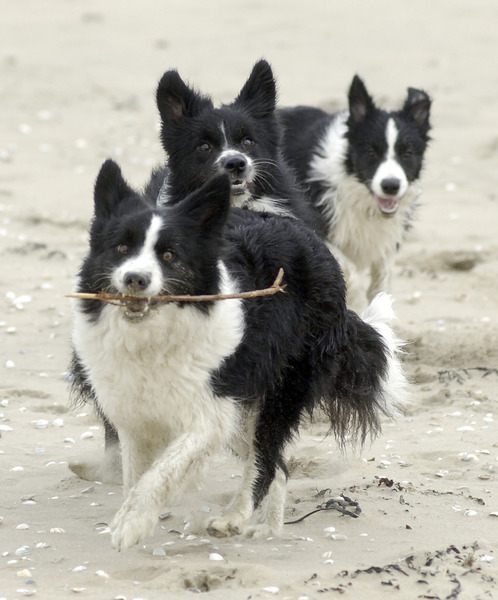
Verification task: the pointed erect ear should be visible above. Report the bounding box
[348,75,375,123]
[178,174,231,234]
[402,87,432,133]
[156,70,212,124]
[93,159,135,218]
[233,59,276,119]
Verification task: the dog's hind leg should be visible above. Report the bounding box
[206,441,258,538]
[245,464,286,538]
[206,442,287,539]
[206,412,259,538]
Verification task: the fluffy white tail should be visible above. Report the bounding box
[361,293,409,418]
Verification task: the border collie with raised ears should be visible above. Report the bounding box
[279,76,431,310]
[145,59,319,229]
[70,159,408,551]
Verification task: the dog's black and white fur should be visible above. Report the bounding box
[146,59,319,229]
[69,59,322,476]
[71,159,407,551]
[279,75,431,309]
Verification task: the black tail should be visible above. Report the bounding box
[322,293,407,446]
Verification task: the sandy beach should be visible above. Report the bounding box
[1,1,498,598]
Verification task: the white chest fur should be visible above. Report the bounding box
[71,266,245,441]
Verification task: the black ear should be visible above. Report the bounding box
[233,59,276,119]
[348,75,375,123]
[156,70,212,125]
[177,174,231,234]
[93,159,135,219]
[402,87,432,134]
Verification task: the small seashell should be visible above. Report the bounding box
[322,551,334,559]
[330,534,347,541]
[323,526,336,534]
[0,424,13,432]
[50,527,65,533]
[457,426,474,432]
[5,360,15,368]
[96,569,110,579]
[17,568,32,578]
[15,545,31,556]
[152,547,166,556]
[16,523,30,530]
[464,510,477,517]
[35,542,49,549]
[16,589,36,597]
[262,587,279,594]
[72,565,87,572]
[80,431,93,440]
[35,419,49,429]
[489,512,498,517]
[52,418,64,427]
[209,553,224,561]
[480,555,494,563]
[71,588,87,593]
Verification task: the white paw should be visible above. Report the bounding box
[206,515,247,538]
[111,498,158,551]
[244,523,276,539]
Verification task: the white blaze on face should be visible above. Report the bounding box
[112,215,165,296]
[216,121,255,203]
[371,118,409,214]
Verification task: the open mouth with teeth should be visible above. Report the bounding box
[230,178,250,196]
[374,195,400,216]
[122,298,154,320]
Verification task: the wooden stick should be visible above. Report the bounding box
[66,268,286,304]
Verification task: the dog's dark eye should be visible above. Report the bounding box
[162,250,174,262]
[241,138,254,148]
[197,142,211,153]
[401,148,413,158]
[117,244,128,255]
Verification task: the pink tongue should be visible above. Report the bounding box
[376,196,399,214]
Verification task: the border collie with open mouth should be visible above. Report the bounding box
[279,75,431,309]
[70,159,407,551]
[146,59,318,228]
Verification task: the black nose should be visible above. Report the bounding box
[381,178,401,196]
[124,271,151,290]
[222,154,247,175]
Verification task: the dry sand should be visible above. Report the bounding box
[1,1,498,598]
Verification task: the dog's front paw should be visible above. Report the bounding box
[111,499,158,551]
[206,515,247,538]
